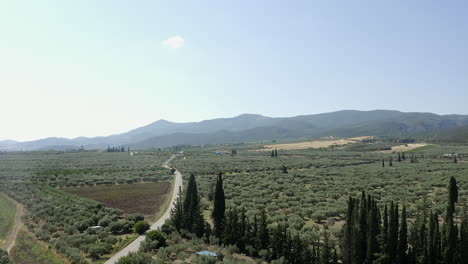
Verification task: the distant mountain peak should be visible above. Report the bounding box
[154,119,173,123]
[235,113,269,119]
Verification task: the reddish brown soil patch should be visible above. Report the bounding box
[65,182,171,218]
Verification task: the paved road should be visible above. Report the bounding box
[105,154,183,264]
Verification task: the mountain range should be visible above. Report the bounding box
[3,110,468,151]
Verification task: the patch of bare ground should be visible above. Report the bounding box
[253,136,374,151]
[65,182,171,220]
[375,143,429,153]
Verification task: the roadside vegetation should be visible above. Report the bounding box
[0,195,17,247]
[10,229,67,264]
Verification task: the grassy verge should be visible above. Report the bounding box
[10,228,68,264]
[0,194,17,247]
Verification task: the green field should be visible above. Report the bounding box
[175,143,468,229]
[10,229,68,264]
[0,194,17,247]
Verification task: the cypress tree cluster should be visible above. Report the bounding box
[341,177,467,264]
[218,206,337,264]
[271,149,278,157]
[107,145,127,152]
[169,173,206,237]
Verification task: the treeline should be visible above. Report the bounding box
[159,174,466,264]
[107,146,128,152]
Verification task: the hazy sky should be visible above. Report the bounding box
[1,1,467,141]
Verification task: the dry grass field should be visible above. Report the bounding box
[376,143,429,153]
[254,136,374,151]
[65,182,171,219]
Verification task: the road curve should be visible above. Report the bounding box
[1,194,24,254]
[105,154,183,264]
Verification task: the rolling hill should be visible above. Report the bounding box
[3,110,468,151]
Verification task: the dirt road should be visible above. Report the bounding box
[1,195,24,254]
[104,154,183,264]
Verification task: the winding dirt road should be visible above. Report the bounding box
[1,194,24,254]
[104,154,183,264]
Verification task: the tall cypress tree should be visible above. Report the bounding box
[367,198,380,264]
[428,212,441,264]
[359,192,368,263]
[397,205,408,264]
[322,227,333,264]
[447,177,458,216]
[387,202,399,261]
[342,197,354,264]
[170,186,184,232]
[183,173,204,236]
[212,173,226,238]
[460,210,468,264]
[223,207,240,245]
[443,177,459,264]
[258,209,269,251]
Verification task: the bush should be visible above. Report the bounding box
[116,252,156,264]
[134,221,150,234]
[127,214,144,223]
[0,249,12,264]
[146,230,166,244]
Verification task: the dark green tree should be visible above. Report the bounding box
[322,227,333,264]
[281,165,288,174]
[170,186,184,232]
[183,173,205,237]
[447,177,458,216]
[387,202,399,261]
[397,205,408,264]
[257,209,269,252]
[134,221,150,234]
[212,173,226,238]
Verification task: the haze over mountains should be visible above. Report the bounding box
[3,110,468,151]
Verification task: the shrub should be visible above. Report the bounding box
[116,252,156,264]
[134,221,150,234]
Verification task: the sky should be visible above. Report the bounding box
[1,1,467,141]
